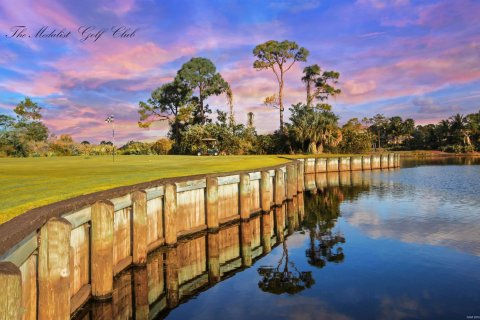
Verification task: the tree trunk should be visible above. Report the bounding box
[308,141,317,154]
[306,81,312,108]
[279,76,284,132]
[199,92,204,125]
[317,142,324,154]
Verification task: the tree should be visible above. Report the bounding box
[13,98,49,142]
[247,112,254,129]
[0,115,15,132]
[175,57,230,125]
[466,110,480,149]
[253,40,309,131]
[302,65,321,107]
[288,103,342,154]
[449,113,470,146]
[339,118,373,153]
[13,97,42,122]
[138,80,192,145]
[367,114,388,149]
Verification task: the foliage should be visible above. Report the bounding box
[177,111,257,155]
[302,64,341,108]
[404,110,480,151]
[48,134,80,156]
[118,139,173,155]
[0,98,49,157]
[288,103,342,154]
[175,57,230,125]
[253,40,309,131]
[338,118,373,153]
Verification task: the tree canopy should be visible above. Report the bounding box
[175,57,230,125]
[253,40,309,131]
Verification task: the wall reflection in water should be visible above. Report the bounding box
[74,170,374,319]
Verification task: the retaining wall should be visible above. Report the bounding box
[0,154,400,319]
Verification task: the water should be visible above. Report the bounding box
[77,157,480,320]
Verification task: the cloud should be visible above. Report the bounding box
[359,31,387,38]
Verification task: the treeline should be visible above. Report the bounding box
[138,39,479,155]
[1,40,479,157]
[0,98,173,157]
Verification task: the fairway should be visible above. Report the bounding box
[0,155,289,224]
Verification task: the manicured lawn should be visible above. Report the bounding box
[0,155,289,224]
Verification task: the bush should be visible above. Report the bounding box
[440,144,475,153]
[151,139,173,155]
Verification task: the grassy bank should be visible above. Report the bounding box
[0,155,289,224]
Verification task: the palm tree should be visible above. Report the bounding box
[450,113,471,146]
[289,104,342,154]
[302,65,321,108]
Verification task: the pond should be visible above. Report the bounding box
[75,157,480,320]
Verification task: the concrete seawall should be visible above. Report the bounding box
[0,154,400,319]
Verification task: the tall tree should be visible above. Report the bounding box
[14,97,48,142]
[138,80,192,145]
[302,65,341,108]
[13,97,42,122]
[449,113,470,146]
[175,57,230,125]
[247,112,254,129]
[253,40,309,131]
[302,65,321,107]
[368,114,388,149]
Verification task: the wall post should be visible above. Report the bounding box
[132,190,147,265]
[0,261,22,320]
[164,184,177,245]
[91,200,114,299]
[362,155,371,170]
[380,154,389,169]
[388,153,395,168]
[239,173,251,220]
[260,171,271,212]
[38,217,72,320]
[274,169,285,205]
[371,155,381,169]
[315,158,327,173]
[297,160,305,192]
[339,157,350,171]
[350,156,362,171]
[327,157,339,172]
[286,164,295,199]
[206,177,219,230]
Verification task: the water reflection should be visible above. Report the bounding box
[257,242,314,295]
[73,160,480,319]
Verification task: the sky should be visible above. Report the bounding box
[0,0,479,144]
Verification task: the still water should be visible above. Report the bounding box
[77,158,480,320]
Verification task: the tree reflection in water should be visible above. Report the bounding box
[304,187,346,268]
[257,241,314,294]
[257,184,370,295]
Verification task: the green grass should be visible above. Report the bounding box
[0,155,289,224]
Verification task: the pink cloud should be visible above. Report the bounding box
[100,0,136,16]
[0,0,78,30]
[339,44,480,104]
